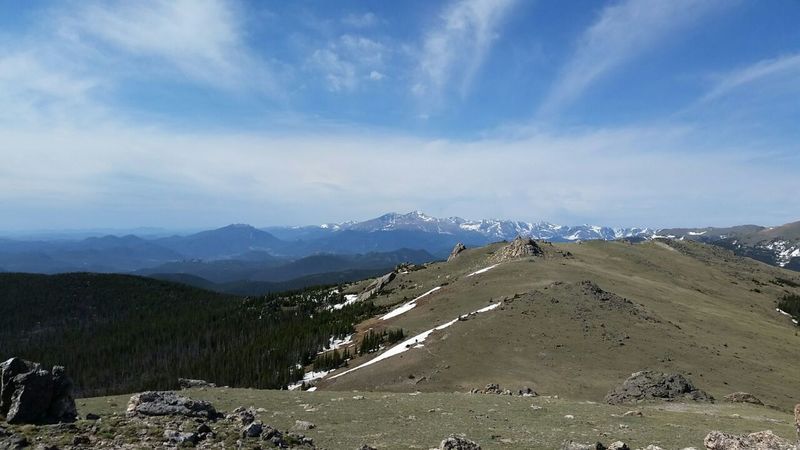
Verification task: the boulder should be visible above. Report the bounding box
[126,391,217,419]
[703,430,796,450]
[294,420,315,430]
[605,371,713,404]
[440,435,481,450]
[163,430,200,445]
[1,359,77,424]
[608,443,630,450]
[490,237,543,263]
[448,243,466,261]
[242,421,263,438]
[723,392,763,405]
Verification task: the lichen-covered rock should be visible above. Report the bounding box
[163,430,199,445]
[242,421,263,438]
[605,371,713,404]
[448,243,466,261]
[126,391,217,419]
[723,392,763,405]
[703,430,796,450]
[1,359,77,425]
[178,378,217,389]
[440,435,481,450]
[489,237,543,263]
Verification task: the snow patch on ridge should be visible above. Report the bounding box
[331,302,502,379]
[382,287,441,320]
[466,264,499,277]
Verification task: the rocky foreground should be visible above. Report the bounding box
[2,360,799,449]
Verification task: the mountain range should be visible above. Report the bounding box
[0,212,797,294]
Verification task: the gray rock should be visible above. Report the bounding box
[448,243,466,261]
[163,430,200,445]
[357,272,396,302]
[126,391,217,419]
[605,371,713,404]
[226,406,256,425]
[0,358,38,416]
[72,435,91,446]
[6,370,54,424]
[490,237,543,263]
[0,433,29,449]
[294,420,315,430]
[703,430,796,450]
[178,378,216,389]
[0,358,77,425]
[607,442,630,450]
[440,435,481,450]
[723,392,763,405]
[794,404,799,443]
[358,446,377,450]
[242,421,263,438]
[84,413,99,421]
[561,441,606,450]
[518,387,538,397]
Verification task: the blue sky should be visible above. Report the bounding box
[0,0,798,230]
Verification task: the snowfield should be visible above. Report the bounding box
[381,286,441,320]
[466,264,499,277]
[331,302,501,379]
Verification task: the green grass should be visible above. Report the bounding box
[67,388,797,450]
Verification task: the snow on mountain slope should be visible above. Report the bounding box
[320,211,654,242]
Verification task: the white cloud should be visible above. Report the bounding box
[0,121,796,229]
[307,35,388,92]
[700,53,800,103]
[539,0,730,115]
[57,0,276,92]
[412,0,517,103]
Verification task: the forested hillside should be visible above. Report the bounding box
[0,273,378,397]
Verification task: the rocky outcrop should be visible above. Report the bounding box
[357,272,396,302]
[469,383,537,397]
[794,404,799,443]
[178,378,217,389]
[605,371,713,404]
[0,358,77,424]
[448,243,466,261]
[703,430,796,450]
[126,391,217,419]
[440,434,481,450]
[489,236,543,263]
[723,392,763,405]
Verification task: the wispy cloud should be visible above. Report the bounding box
[412,0,517,104]
[307,34,388,92]
[539,0,730,115]
[699,53,800,103]
[58,0,275,92]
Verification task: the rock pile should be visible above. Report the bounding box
[723,392,763,405]
[489,236,543,263]
[605,371,713,404]
[448,243,466,261]
[469,383,537,397]
[126,391,218,419]
[703,430,796,450]
[0,357,77,424]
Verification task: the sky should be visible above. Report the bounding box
[0,0,799,230]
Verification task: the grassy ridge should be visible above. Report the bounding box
[0,273,376,397]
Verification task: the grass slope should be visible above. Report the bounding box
[320,239,800,410]
[69,388,798,449]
